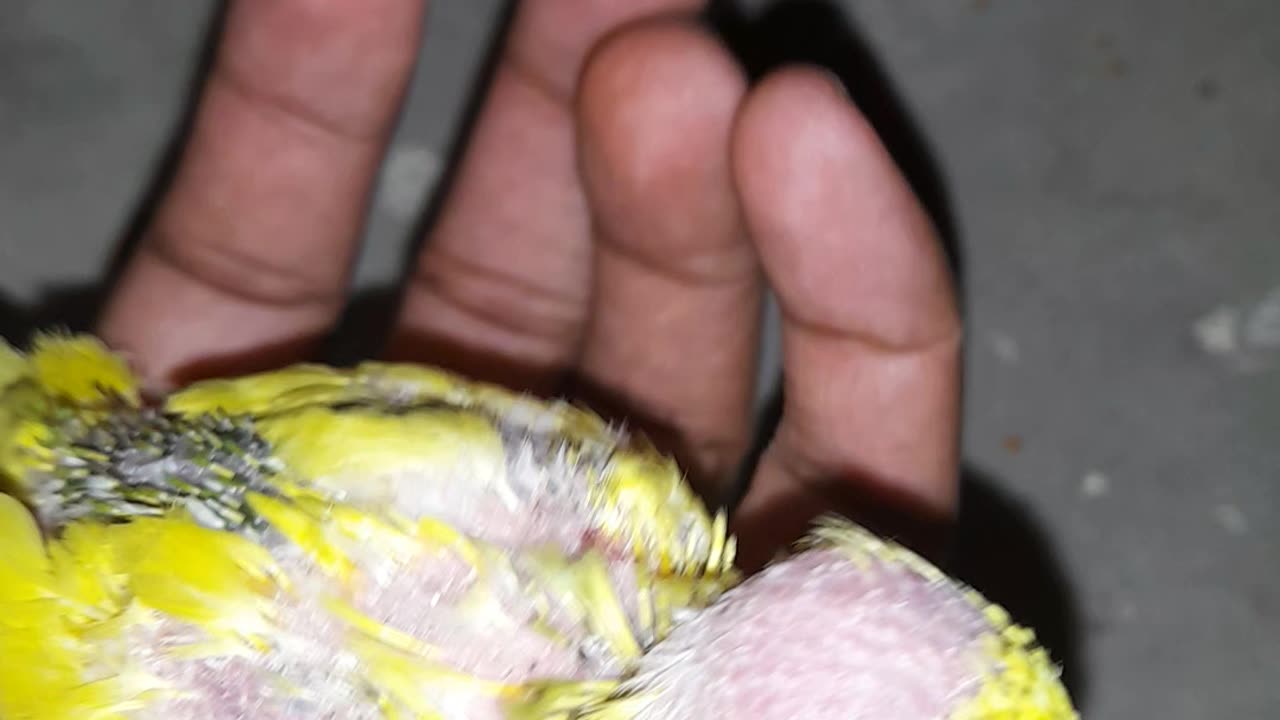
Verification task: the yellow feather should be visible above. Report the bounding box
[0,495,138,719]
[245,491,356,581]
[26,332,139,407]
[412,515,484,568]
[803,516,1079,720]
[164,363,357,417]
[104,516,287,646]
[0,332,753,718]
[522,546,643,663]
[588,451,725,577]
[0,494,55,604]
[350,360,474,404]
[503,680,640,720]
[0,383,51,492]
[0,333,144,497]
[46,522,129,622]
[344,630,516,719]
[252,404,508,504]
[323,595,442,660]
[164,360,476,419]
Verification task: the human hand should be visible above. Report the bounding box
[96,0,962,570]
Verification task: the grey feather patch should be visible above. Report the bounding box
[30,407,284,533]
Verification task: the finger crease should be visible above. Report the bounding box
[144,229,345,310]
[412,247,585,344]
[501,49,573,107]
[214,58,383,147]
[596,234,761,288]
[780,305,965,357]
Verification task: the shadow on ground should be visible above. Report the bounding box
[1,285,108,344]
[950,466,1089,705]
[734,385,1088,707]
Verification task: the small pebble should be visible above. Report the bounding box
[1081,471,1109,498]
[1192,287,1280,372]
[1193,306,1239,356]
[1117,600,1137,622]
[989,331,1021,365]
[1214,504,1248,536]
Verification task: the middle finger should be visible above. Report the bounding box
[388,0,706,395]
[572,19,761,503]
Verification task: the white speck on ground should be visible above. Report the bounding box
[989,330,1021,365]
[1192,286,1280,372]
[1081,471,1110,498]
[378,144,443,221]
[1118,599,1138,622]
[1193,306,1240,356]
[1242,286,1280,348]
[1213,504,1249,536]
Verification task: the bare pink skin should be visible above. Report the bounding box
[76,377,974,719]
[128,530,631,720]
[127,542,1000,720]
[120,450,688,720]
[623,547,995,720]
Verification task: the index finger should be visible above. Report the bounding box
[97,0,426,391]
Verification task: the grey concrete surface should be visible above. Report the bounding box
[2,1,1277,718]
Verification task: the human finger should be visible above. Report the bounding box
[572,19,759,501]
[98,0,426,391]
[728,67,964,569]
[386,0,706,394]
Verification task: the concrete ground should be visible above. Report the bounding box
[2,1,1277,717]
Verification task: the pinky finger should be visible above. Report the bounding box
[728,67,964,570]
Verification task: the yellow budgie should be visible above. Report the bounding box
[0,332,1078,720]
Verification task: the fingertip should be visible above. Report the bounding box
[732,64,878,193]
[735,64,859,136]
[576,18,749,270]
[570,18,761,496]
[508,0,706,98]
[729,64,963,550]
[732,64,959,347]
[578,17,747,148]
